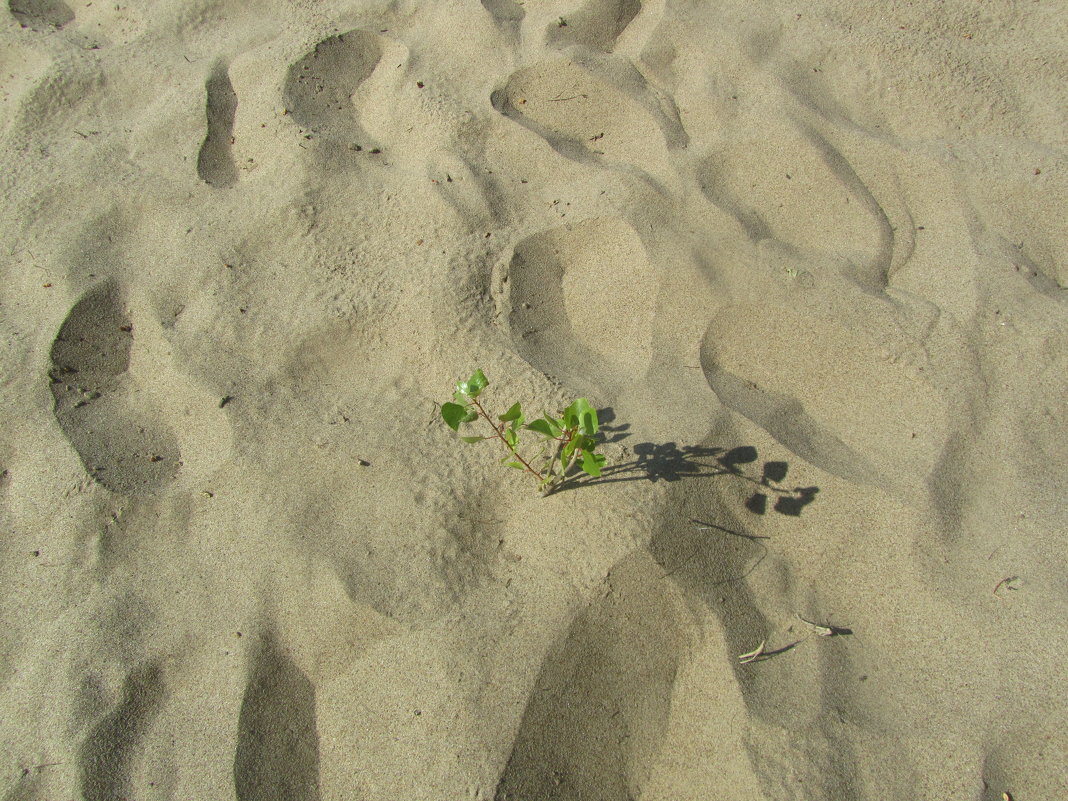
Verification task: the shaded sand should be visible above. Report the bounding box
[2,0,1068,799]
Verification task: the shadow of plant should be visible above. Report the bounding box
[556,410,819,516]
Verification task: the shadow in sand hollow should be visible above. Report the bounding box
[555,409,819,515]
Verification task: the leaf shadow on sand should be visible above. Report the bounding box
[552,408,820,516]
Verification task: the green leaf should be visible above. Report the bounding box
[573,434,596,452]
[562,405,575,429]
[503,428,518,448]
[581,450,606,477]
[458,368,488,398]
[469,369,488,393]
[441,402,470,431]
[525,418,555,438]
[504,461,525,470]
[500,402,524,431]
[526,416,562,438]
[499,402,522,423]
[460,436,486,443]
[563,398,598,435]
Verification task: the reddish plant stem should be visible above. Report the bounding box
[469,398,546,483]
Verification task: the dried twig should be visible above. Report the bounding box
[993,576,1021,599]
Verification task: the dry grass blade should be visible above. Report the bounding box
[738,640,766,664]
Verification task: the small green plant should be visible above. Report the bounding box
[441,369,606,495]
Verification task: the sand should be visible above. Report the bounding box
[2,0,1067,798]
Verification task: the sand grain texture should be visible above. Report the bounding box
[2,0,1067,799]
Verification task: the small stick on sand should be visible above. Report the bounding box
[993,576,1021,599]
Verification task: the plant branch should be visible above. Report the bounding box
[442,370,605,496]
[469,397,546,482]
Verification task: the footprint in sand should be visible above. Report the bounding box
[981,724,1068,800]
[491,55,685,184]
[50,282,180,494]
[547,0,641,53]
[0,43,50,139]
[498,217,656,396]
[699,304,948,496]
[698,118,894,292]
[282,30,385,147]
[496,552,684,800]
[197,60,239,188]
[78,660,165,801]
[8,0,72,29]
[234,634,321,801]
[481,0,524,33]
[49,281,231,495]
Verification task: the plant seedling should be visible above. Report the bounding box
[441,369,606,495]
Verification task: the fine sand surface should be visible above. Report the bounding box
[2,1,1067,799]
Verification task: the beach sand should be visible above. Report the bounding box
[2,0,1067,798]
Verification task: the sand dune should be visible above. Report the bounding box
[2,0,1067,798]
